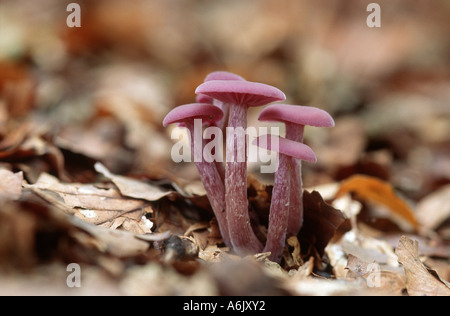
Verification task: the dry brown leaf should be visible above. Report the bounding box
[424,258,450,284]
[395,236,450,296]
[0,169,23,200]
[25,173,153,234]
[95,162,172,201]
[335,175,418,230]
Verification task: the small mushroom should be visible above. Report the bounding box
[258,104,335,238]
[254,134,316,262]
[196,71,247,179]
[195,80,286,255]
[163,103,231,247]
[196,71,246,130]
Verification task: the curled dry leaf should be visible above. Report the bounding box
[95,162,172,201]
[395,236,450,296]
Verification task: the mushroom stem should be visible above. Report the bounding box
[226,103,263,255]
[185,120,231,248]
[213,104,227,182]
[264,153,291,262]
[215,101,230,131]
[285,124,305,237]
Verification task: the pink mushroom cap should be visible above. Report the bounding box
[163,103,224,127]
[204,71,246,82]
[195,80,286,107]
[196,72,246,104]
[258,104,335,127]
[196,94,214,104]
[254,134,317,163]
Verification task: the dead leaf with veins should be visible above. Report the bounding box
[24,173,154,234]
[395,236,450,296]
[95,162,172,202]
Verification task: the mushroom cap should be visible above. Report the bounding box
[254,134,317,163]
[163,103,224,127]
[204,71,246,82]
[195,80,286,107]
[195,94,213,104]
[196,72,246,104]
[258,104,335,127]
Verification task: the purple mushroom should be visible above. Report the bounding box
[163,103,231,247]
[255,134,316,262]
[196,71,246,130]
[258,104,335,238]
[196,71,247,180]
[195,80,286,255]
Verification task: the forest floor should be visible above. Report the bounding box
[0,0,449,296]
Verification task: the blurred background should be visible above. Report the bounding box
[1,0,449,295]
[1,0,449,198]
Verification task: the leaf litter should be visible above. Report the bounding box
[0,0,449,296]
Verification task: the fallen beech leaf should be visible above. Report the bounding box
[0,169,23,200]
[395,236,450,296]
[95,162,172,201]
[24,173,153,233]
[335,175,418,230]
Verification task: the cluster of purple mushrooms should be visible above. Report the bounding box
[163,71,334,263]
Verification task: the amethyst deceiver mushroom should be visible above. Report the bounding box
[195,80,286,255]
[196,72,247,180]
[255,134,316,262]
[196,71,246,130]
[163,103,231,247]
[258,104,335,238]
